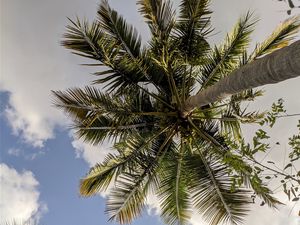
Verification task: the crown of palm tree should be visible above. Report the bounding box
[53,0,300,224]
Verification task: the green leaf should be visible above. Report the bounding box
[250,16,300,59]
[187,141,251,225]
[157,143,192,225]
[250,174,281,208]
[137,0,175,41]
[199,11,258,88]
[97,0,142,58]
[174,0,212,64]
[284,163,292,170]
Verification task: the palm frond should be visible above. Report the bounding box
[80,153,125,195]
[220,114,242,141]
[53,87,157,144]
[106,172,149,224]
[191,126,281,210]
[187,144,251,225]
[188,118,229,154]
[216,89,264,139]
[106,127,176,224]
[62,17,151,93]
[137,0,176,55]
[250,16,300,59]
[62,17,108,61]
[199,11,258,88]
[249,174,282,208]
[92,56,149,93]
[80,126,171,196]
[157,142,192,225]
[218,90,263,140]
[174,0,212,64]
[97,0,142,58]
[217,110,265,142]
[138,0,175,40]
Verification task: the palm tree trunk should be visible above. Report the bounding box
[181,40,300,117]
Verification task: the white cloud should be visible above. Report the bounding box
[7,147,45,160]
[71,133,113,167]
[0,0,97,147]
[0,163,47,223]
[5,107,55,148]
[245,199,300,225]
[188,195,300,225]
[71,133,115,198]
[146,194,161,216]
[7,148,21,157]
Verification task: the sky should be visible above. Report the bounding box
[0,0,300,225]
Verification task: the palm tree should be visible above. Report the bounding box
[53,0,300,224]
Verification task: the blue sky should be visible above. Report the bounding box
[0,0,300,225]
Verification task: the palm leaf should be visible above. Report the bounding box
[249,174,282,208]
[174,0,212,64]
[106,128,176,224]
[220,114,242,141]
[157,142,192,225]
[62,17,108,61]
[250,16,300,59]
[80,153,126,195]
[187,144,251,225]
[106,172,149,224]
[62,17,150,92]
[199,11,258,88]
[97,0,142,58]
[53,87,157,144]
[80,126,172,196]
[137,0,176,55]
[191,124,281,210]
[137,0,175,40]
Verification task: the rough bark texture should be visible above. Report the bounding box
[182,40,300,116]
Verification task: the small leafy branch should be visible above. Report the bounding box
[227,100,300,205]
[259,98,286,127]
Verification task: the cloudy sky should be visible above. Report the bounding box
[0,0,299,225]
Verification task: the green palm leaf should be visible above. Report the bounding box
[157,142,192,225]
[200,11,258,88]
[62,17,108,61]
[61,18,149,92]
[80,126,171,196]
[106,172,149,224]
[250,16,300,59]
[97,0,142,58]
[138,0,175,41]
[175,0,212,64]
[106,128,176,224]
[191,126,281,210]
[53,87,156,144]
[187,146,251,225]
